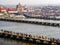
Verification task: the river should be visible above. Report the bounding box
[0,21,60,45]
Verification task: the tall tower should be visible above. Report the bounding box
[16,3,24,14]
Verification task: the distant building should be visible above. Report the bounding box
[7,8,17,14]
[0,5,16,14]
[0,6,7,13]
[16,3,24,13]
[16,3,28,14]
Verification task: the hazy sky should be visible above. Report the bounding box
[0,0,60,6]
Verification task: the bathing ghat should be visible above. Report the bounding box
[0,30,60,45]
[0,18,60,27]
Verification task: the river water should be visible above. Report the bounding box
[0,38,38,45]
[0,21,60,45]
